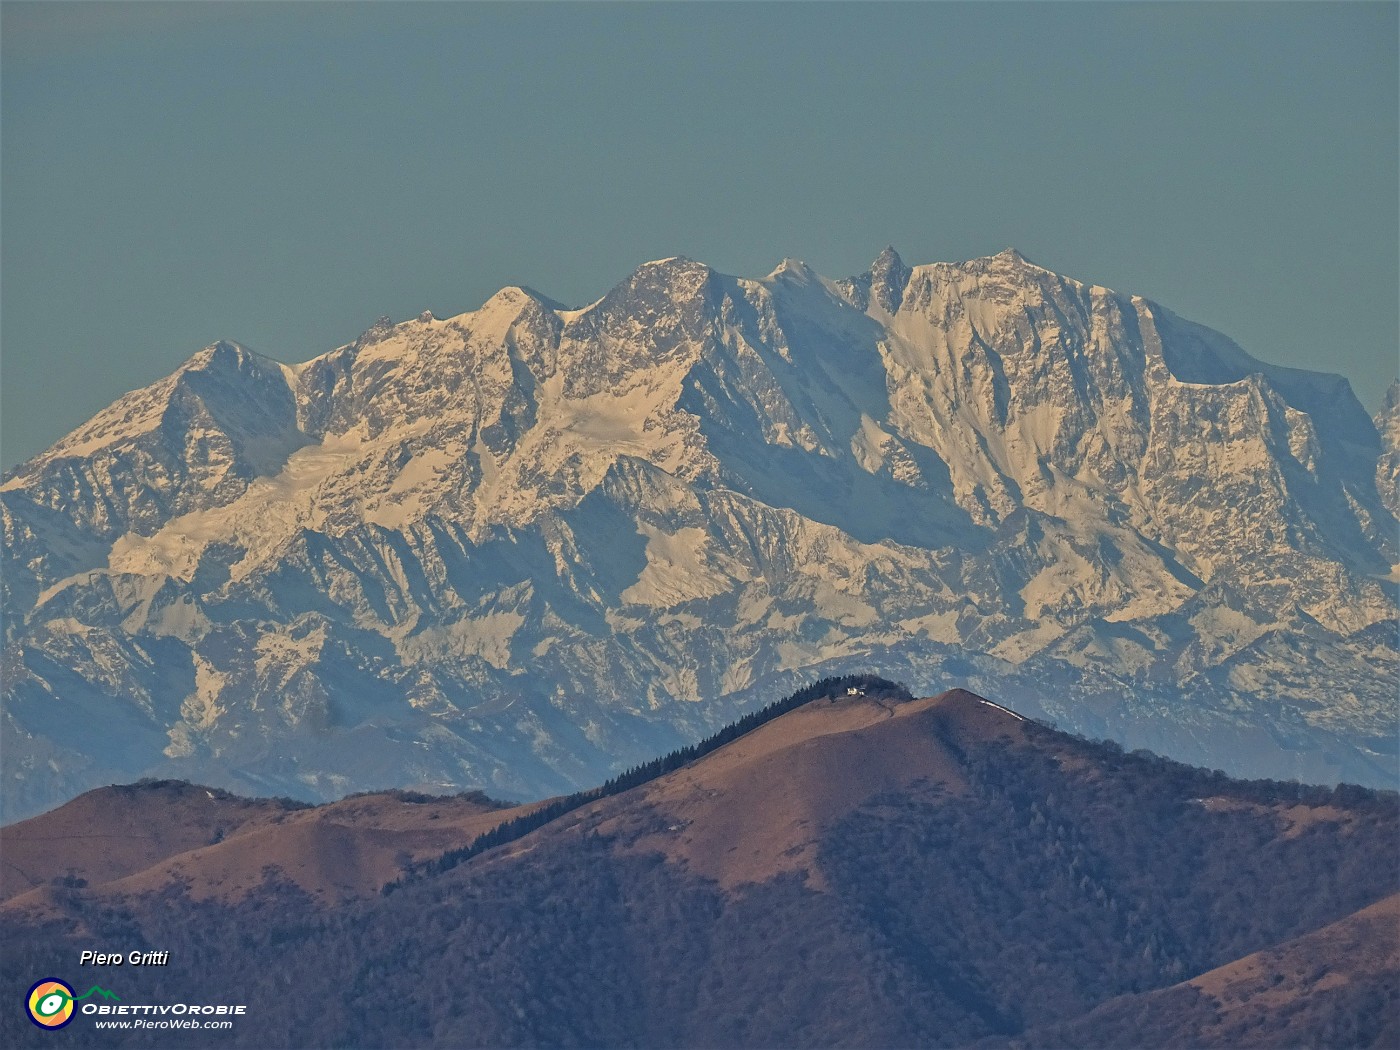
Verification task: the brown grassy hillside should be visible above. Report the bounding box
[2,783,524,910]
[1,678,1394,1048]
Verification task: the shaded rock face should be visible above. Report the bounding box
[3,249,1396,819]
[1375,379,1400,519]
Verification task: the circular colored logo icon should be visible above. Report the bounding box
[27,979,76,1029]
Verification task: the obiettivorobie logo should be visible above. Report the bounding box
[25,977,246,1032]
[26,979,119,1030]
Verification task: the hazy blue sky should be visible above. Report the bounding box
[3,2,1396,470]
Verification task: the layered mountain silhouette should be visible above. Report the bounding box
[3,249,1397,820]
[2,679,1396,1048]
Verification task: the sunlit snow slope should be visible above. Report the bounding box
[3,249,1396,819]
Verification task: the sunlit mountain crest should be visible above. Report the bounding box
[3,248,1396,819]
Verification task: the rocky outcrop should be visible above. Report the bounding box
[2,249,1395,820]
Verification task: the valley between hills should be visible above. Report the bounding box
[3,677,1395,1048]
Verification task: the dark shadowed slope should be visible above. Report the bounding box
[1000,892,1400,1049]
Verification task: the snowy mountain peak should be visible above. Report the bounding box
[358,315,395,341]
[766,257,819,282]
[4,337,295,480]
[927,246,1050,286]
[584,258,718,339]
[612,256,713,293]
[475,284,555,318]
[2,247,1396,821]
[833,247,912,313]
[183,339,260,369]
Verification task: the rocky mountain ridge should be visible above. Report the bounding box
[2,247,1396,818]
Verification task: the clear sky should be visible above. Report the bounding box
[3,2,1396,471]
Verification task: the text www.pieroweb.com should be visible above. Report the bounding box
[84,1003,244,1031]
[94,1018,235,1030]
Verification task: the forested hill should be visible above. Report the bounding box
[397,672,912,884]
[2,680,1396,1048]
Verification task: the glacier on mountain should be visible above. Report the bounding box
[2,248,1396,820]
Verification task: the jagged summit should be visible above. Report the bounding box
[639,255,695,268]
[870,245,911,310]
[2,246,1395,821]
[1375,378,1400,517]
[1381,378,1400,412]
[1374,378,1400,435]
[2,336,306,518]
[766,257,819,280]
[473,283,563,317]
[187,338,260,364]
[597,255,714,306]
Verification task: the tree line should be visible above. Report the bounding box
[388,674,911,889]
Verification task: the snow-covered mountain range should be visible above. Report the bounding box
[3,248,1396,819]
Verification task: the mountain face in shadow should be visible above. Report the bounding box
[2,678,1395,1048]
[996,893,1400,1050]
[4,250,1397,821]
